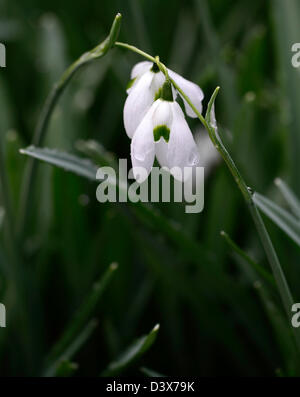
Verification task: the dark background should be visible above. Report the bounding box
[0,0,300,376]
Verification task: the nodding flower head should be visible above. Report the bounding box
[123,61,204,139]
[130,80,200,183]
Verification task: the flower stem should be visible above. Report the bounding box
[115,41,156,63]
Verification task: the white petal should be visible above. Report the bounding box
[130,102,158,182]
[152,99,173,127]
[131,61,152,79]
[155,139,169,168]
[168,69,204,118]
[151,72,165,99]
[126,61,152,94]
[123,71,155,139]
[152,100,173,168]
[167,102,200,181]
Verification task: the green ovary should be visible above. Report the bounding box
[154,87,162,100]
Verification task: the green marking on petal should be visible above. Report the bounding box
[153,125,170,143]
[126,77,136,90]
[154,87,162,100]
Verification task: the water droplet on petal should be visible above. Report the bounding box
[132,145,153,162]
[188,148,200,166]
[133,152,145,161]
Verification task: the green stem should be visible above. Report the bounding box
[115,41,156,63]
[18,13,122,239]
[115,42,170,80]
[175,83,295,322]
[205,91,299,351]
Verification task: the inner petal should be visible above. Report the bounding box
[152,100,173,127]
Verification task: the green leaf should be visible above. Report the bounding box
[44,320,97,377]
[253,192,300,248]
[101,324,160,376]
[275,178,300,220]
[75,139,117,168]
[44,263,118,373]
[20,146,98,181]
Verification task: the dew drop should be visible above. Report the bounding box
[188,149,200,166]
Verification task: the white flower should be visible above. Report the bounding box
[130,82,200,183]
[123,61,204,138]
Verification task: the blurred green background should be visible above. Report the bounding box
[1,0,300,376]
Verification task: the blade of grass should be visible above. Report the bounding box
[44,319,97,377]
[220,230,275,286]
[132,225,257,369]
[101,324,160,376]
[20,146,98,181]
[75,139,117,168]
[253,192,300,248]
[275,178,300,220]
[45,263,118,367]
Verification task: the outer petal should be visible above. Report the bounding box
[123,71,155,139]
[168,69,204,118]
[127,61,152,94]
[166,102,200,181]
[130,102,158,182]
[152,100,173,168]
[131,61,152,79]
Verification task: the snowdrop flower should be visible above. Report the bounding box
[124,61,204,138]
[130,80,200,182]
